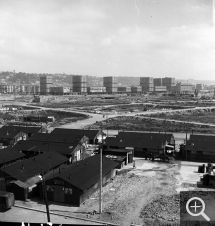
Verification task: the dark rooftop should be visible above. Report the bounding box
[45,154,118,191]
[0,125,42,134]
[51,128,101,140]
[186,134,215,152]
[29,133,88,143]
[1,151,68,182]
[0,148,25,165]
[104,131,174,149]
[0,130,23,139]
[13,140,80,155]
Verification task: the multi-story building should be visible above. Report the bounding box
[103,77,117,93]
[0,84,15,94]
[72,75,87,93]
[117,87,131,93]
[154,86,167,92]
[196,84,204,91]
[171,83,192,94]
[140,77,154,92]
[162,77,175,92]
[40,75,53,95]
[49,87,71,95]
[87,86,106,93]
[131,86,142,93]
[153,78,162,87]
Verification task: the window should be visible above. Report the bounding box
[47,185,53,191]
[65,187,72,195]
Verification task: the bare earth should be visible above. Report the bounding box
[8,159,215,226]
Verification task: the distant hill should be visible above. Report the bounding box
[1,71,214,87]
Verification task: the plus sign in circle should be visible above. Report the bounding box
[186,197,210,221]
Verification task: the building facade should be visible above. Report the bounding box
[72,75,87,93]
[103,77,117,93]
[162,77,175,92]
[140,77,154,92]
[40,76,53,95]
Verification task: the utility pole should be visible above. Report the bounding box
[106,112,108,138]
[185,123,188,161]
[99,121,103,214]
[4,157,5,179]
[41,168,51,223]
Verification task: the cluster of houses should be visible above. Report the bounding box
[0,125,215,206]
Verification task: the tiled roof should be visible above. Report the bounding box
[44,155,118,191]
[1,151,68,182]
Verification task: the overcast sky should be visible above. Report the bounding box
[0,0,215,80]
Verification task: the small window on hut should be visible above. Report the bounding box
[65,188,72,195]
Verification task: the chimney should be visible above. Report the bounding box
[69,173,72,179]
[21,164,24,170]
[59,167,61,174]
[85,161,87,165]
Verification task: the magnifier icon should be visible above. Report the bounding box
[186,197,210,221]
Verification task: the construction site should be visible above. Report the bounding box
[0,93,215,226]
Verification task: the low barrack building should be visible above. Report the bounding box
[104,131,175,158]
[0,125,43,138]
[0,151,68,200]
[13,140,82,161]
[51,129,103,144]
[180,134,215,162]
[40,155,118,206]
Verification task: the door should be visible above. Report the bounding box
[53,186,64,203]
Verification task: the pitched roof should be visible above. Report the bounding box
[0,148,25,165]
[1,151,68,182]
[0,125,42,134]
[186,134,215,152]
[51,128,101,140]
[29,133,88,143]
[13,140,79,155]
[104,132,174,149]
[45,155,118,191]
[0,130,23,139]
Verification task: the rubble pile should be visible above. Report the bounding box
[140,194,180,224]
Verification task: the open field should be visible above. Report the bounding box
[141,108,215,124]
[86,115,215,134]
[0,108,88,127]
[12,160,215,226]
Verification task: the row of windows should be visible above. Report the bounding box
[46,186,73,194]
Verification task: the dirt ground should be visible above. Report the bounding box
[75,160,214,226]
[12,159,215,226]
[86,116,215,134]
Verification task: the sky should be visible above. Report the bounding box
[0,0,215,80]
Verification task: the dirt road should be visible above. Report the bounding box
[0,205,102,225]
